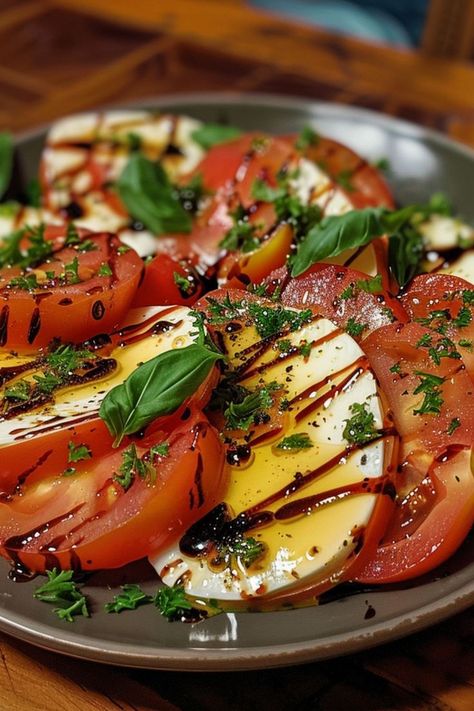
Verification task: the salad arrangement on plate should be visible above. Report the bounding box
[0,110,472,624]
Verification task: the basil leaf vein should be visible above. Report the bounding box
[99,343,223,446]
[117,154,192,235]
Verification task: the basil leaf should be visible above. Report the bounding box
[117,154,192,235]
[291,208,386,277]
[0,132,13,200]
[99,344,223,446]
[191,123,241,150]
[388,225,424,289]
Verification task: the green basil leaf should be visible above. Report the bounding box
[291,207,386,277]
[388,226,424,289]
[117,154,192,235]
[0,132,13,200]
[99,344,223,446]
[191,123,241,150]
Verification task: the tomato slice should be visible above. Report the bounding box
[402,273,474,380]
[0,226,143,350]
[270,263,407,339]
[354,320,474,583]
[132,253,204,307]
[282,134,394,209]
[0,408,225,573]
[356,448,474,583]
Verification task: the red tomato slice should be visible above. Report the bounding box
[282,134,394,209]
[356,448,474,583]
[0,226,143,350]
[0,409,225,573]
[402,273,474,380]
[132,253,204,307]
[270,263,407,339]
[354,320,474,583]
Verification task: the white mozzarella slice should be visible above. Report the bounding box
[290,158,331,204]
[99,110,150,132]
[0,306,196,448]
[439,249,474,283]
[150,307,389,602]
[162,116,205,177]
[119,229,158,258]
[74,193,127,233]
[42,147,88,182]
[419,214,474,251]
[47,113,99,145]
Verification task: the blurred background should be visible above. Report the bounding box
[1,0,473,143]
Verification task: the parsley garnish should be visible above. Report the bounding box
[64,256,81,284]
[447,417,461,435]
[154,585,193,620]
[115,444,151,490]
[219,221,260,253]
[343,402,378,445]
[220,536,266,569]
[389,362,401,374]
[105,584,150,613]
[33,372,62,395]
[340,285,355,300]
[150,442,169,458]
[295,125,319,151]
[224,383,278,431]
[413,371,445,415]
[462,290,474,305]
[276,433,313,451]
[8,273,39,291]
[4,379,31,401]
[173,271,194,294]
[345,318,367,337]
[453,305,472,328]
[33,569,89,623]
[247,302,312,340]
[98,262,112,277]
[68,441,92,463]
[46,344,94,378]
[356,275,383,294]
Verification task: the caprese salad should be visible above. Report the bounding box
[0,111,472,623]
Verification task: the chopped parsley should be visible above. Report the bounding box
[8,273,39,290]
[33,569,89,623]
[389,362,401,375]
[63,256,81,284]
[345,318,367,338]
[173,271,194,295]
[219,221,260,253]
[4,379,31,401]
[340,285,355,300]
[295,125,319,150]
[105,584,150,613]
[98,262,112,277]
[224,382,279,431]
[46,344,94,378]
[68,441,92,463]
[115,443,151,490]
[343,402,378,445]
[453,305,472,328]
[150,442,169,458]
[462,290,474,305]
[219,536,266,569]
[458,338,472,350]
[276,433,313,451]
[356,275,383,294]
[413,371,445,415]
[33,372,62,395]
[247,302,313,340]
[447,417,461,436]
[154,585,193,621]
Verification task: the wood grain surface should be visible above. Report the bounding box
[0,1,472,709]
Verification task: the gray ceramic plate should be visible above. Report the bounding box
[1,93,473,671]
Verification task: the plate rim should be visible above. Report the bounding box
[3,91,474,671]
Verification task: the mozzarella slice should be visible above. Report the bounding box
[439,249,474,283]
[419,214,474,251]
[150,305,390,601]
[0,305,196,448]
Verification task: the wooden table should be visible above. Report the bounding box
[0,1,472,709]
